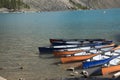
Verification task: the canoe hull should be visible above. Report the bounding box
[51,41,112,45]
[38,46,79,53]
[53,43,115,57]
[91,65,120,76]
[38,41,113,53]
[102,65,120,75]
[50,39,106,43]
[53,50,84,57]
[61,53,98,64]
[82,55,120,69]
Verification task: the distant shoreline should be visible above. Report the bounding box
[0,7,106,13]
[0,8,120,13]
[0,8,87,13]
[1,0,120,13]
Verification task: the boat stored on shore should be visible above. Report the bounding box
[82,54,120,69]
[50,38,106,44]
[61,53,100,63]
[60,46,120,63]
[38,41,113,53]
[53,43,115,57]
[91,63,120,76]
[51,39,111,45]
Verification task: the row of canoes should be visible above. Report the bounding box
[38,39,113,53]
[38,38,120,76]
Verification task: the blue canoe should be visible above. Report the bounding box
[82,55,120,69]
[38,41,113,53]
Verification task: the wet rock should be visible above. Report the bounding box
[81,70,89,78]
[0,67,4,70]
[19,66,24,70]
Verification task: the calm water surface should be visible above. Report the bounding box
[0,8,120,80]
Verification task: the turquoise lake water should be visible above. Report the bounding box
[0,8,120,80]
[0,8,120,44]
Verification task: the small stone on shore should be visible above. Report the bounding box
[70,73,75,76]
[66,67,75,72]
[19,67,24,70]
[0,67,3,70]
[73,71,79,75]
[70,71,79,76]
[81,70,89,78]
[57,63,61,66]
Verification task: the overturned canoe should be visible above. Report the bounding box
[50,38,106,43]
[61,53,99,63]
[82,55,120,69]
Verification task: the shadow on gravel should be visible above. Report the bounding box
[47,77,114,80]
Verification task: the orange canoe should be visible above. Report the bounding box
[61,53,99,63]
[102,65,120,75]
[53,50,84,57]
